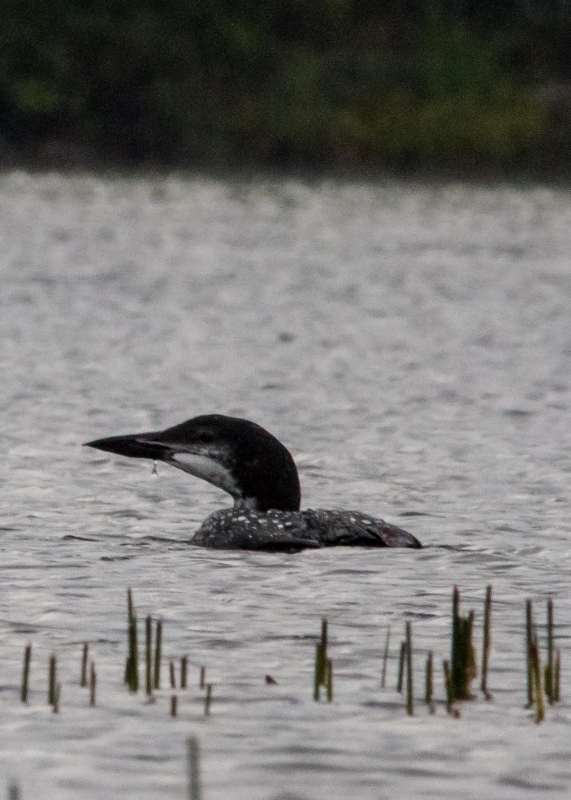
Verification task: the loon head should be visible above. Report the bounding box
[84,414,301,513]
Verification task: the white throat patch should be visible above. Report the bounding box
[168,452,238,497]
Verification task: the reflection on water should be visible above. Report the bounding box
[0,173,570,799]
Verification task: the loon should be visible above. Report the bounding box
[85,414,422,552]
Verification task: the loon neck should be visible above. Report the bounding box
[233,497,264,512]
[224,420,301,513]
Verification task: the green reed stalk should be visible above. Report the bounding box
[171,695,178,717]
[545,598,554,703]
[204,683,213,716]
[525,599,534,707]
[154,618,162,690]
[126,615,139,692]
[529,640,544,723]
[90,662,96,707]
[199,666,205,689]
[480,585,492,699]
[443,660,452,712]
[21,643,31,703]
[313,643,324,701]
[405,622,414,716]
[170,661,176,689]
[312,617,329,700]
[326,658,333,702]
[314,617,329,700]
[451,585,459,669]
[450,588,476,701]
[48,654,57,706]
[381,626,390,688]
[425,651,433,709]
[145,614,153,697]
[81,643,89,688]
[125,587,139,691]
[181,657,188,689]
[555,649,561,702]
[127,587,135,622]
[187,736,201,800]
[316,641,327,687]
[396,641,406,693]
[53,682,61,714]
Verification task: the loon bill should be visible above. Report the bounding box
[84,414,422,552]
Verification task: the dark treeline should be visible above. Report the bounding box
[2,0,571,171]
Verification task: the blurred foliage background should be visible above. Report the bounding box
[2,0,571,172]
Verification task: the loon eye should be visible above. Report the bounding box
[197,431,214,444]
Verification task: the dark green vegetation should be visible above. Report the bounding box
[14,587,562,722]
[187,736,202,800]
[125,587,139,692]
[8,588,561,799]
[2,1,571,172]
[313,617,333,701]
[392,586,560,721]
[450,585,477,701]
[526,598,560,723]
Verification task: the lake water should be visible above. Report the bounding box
[0,172,570,799]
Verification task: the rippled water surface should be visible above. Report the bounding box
[1,173,570,799]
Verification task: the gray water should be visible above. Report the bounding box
[0,172,570,800]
